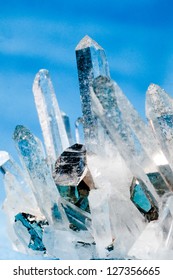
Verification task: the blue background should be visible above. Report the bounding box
[1,0,173,258]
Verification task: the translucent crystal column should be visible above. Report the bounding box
[146,83,173,171]
[88,187,113,258]
[91,76,159,201]
[13,125,67,226]
[128,194,173,259]
[87,152,146,258]
[0,151,39,215]
[75,35,110,152]
[0,151,42,254]
[33,69,70,165]
[97,77,173,190]
[61,111,73,146]
[75,117,84,144]
[109,80,168,168]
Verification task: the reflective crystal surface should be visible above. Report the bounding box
[130,177,159,221]
[91,76,159,201]
[146,84,173,170]
[76,35,110,152]
[13,125,65,226]
[2,36,173,260]
[33,69,70,165]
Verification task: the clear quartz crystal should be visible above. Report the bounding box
[111,81,167,166]
[146,83,173,170]
[3,35,173,260]
[33,69,70,165]
[91,76,159,201]
[88,187,112,258]
[0,152,40,216]
[75,117,84,144]
[13,125,67,227]
[0,151,42,254]
[87,152,146,258]
[76,35,110,152]
[128,193,173,259]
[61,111,73,146]
[108,78,173,190]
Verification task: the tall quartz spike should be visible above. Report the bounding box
[102,78,173,190]
[146,83,173,171]
[110,81,168,166]
[91,76,159,201]
[32,69,70,165]
[75,35,110,152]
[13,125,67,226]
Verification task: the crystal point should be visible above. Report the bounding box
[146,84,173,170]
[75,35,104,51]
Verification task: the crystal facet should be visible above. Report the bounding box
[13,125,65,226]
[76,35,110,152]
[91,76,159,201]
[146,84,173,171]
[33,69,70,165]
[2,36,173,260]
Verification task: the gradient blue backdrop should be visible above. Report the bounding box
[1,0,173,258]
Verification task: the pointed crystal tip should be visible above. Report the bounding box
[75,35,103,51]
[34,69,50,81]
[13,125,29,141]
[147,83,161,95]
[0,151,9,167]
[33,69,51,91]
[61,110,66,117]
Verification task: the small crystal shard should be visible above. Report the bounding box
[62,198,91,232]
[147,171,169,196]
[53,143,87,187]
[75,117,84,144]
[61,111,73,146]
[15,213,48,252]
[130,177,159,221]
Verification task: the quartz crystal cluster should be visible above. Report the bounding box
[1,35,173,259]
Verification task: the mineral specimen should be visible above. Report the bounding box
[1,35,173,259]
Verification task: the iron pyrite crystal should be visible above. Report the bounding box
[1,36,173,259]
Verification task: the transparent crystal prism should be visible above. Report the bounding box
[76,36,110,152]
[91,76,159,201]
[146,83,173,171]
[33,69,70,165]
[13,125,67,226]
